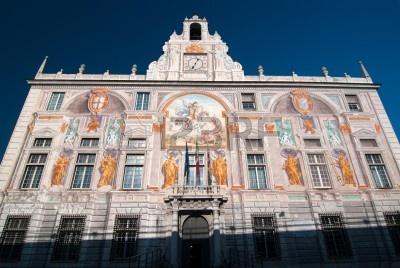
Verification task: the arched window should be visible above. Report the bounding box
[190,23,202,40]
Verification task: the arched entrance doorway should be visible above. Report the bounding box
[181,216,210,268]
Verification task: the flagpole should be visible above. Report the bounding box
[184,140,190,185]
[195,138,200,186]
[207,144,211,186]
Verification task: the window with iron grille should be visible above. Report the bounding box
[0,216,30,262]
[135,92,150,111]
[247,154,268,189]
[320,214,352,259]
[366,154,392,189]
[128,138,146,149]
[47,92,65,111]
[242,93,256,110]
[123,154,144,189]
[51,216,86,262]
[384,212,400,255]
[345,95,362,112]
[307,154,331,188]
[33,138,52,147]
[245,139,263,151]
[20,154,47,189]
[252,214,280,260]
[110,215,140,260]
[80,138,99,147]
[71,154,96,189]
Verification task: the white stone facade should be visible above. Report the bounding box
[1,15,400,268]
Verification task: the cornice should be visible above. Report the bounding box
[27,79,380,90]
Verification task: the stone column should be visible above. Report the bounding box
[212,199,221,267]
[170,199,179,268]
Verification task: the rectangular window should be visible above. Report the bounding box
[245,139,263,151]
[128,138,146,149]
[187,154,205,186]
[252,214,280,260]
[123,155,144,189]
[20,154,47,189]
[135,92,150,111]
[360,139,378,148]
[71,154,96,189]
[80,138,99,147]
[345,95,362,112]
[0,216,30,262]
[242,93,256,110]
[320,214,352,259]
[247,154,268,189]
[304,139,322,148]
[384,212,400,255]
[33,138,52,147]
[110,215,140,260]
[47,92,65,111]
[308,154,331,188]
[52,216,86,262]
[366,154,391,188]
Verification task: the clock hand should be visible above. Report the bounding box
[191,58,200,69]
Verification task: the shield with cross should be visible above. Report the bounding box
[88,88,109,113]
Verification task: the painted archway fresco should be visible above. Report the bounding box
[163,94,227,149]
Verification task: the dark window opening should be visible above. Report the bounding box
[384,212,400,255]
[190,23,202,40]
[110,215,140,260]
[252,214,280,260]
[51,216,86,262]
[320,214,352,259]
[0,216,30,262]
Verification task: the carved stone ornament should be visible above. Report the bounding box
[185,43,205,53]
[88,88,109,114]
[290,89,313,115]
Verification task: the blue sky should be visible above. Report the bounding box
[0,0,399,159]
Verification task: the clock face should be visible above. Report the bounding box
[184,54,207,72]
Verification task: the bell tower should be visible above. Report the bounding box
[182,15,209,41]
[146,15,244,81]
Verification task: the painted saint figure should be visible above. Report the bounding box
[303,119,316,134]
[87,116,100,132]
[337,153,356,185]
[212,155,227,185]
[106,119,122,147]
[98,155,117,187]
[284,155,302,185]
[52,155,70,186]
[162,154,178,188]
[64,119,79,145]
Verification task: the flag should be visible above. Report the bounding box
[184,141,190,184]
[195,138,201,186]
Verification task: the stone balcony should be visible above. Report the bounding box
[164,185,228,210]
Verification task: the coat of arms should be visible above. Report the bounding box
[291,89,313,115]
[88,88,109,114]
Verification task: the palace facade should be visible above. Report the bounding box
[1,15,400,268]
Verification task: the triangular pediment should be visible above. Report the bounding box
[351,128,376,138]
